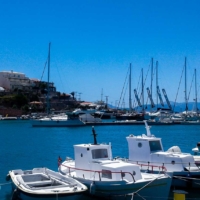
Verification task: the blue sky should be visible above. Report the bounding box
[1,0,200,108]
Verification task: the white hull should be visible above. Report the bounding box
[31,118,84,127]
[9,168,87,200]
[67,174,171,200]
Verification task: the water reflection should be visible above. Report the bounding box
[6,188,200,200]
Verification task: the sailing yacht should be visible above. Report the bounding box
[30,43,84,127]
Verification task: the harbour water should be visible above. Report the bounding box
[1,120,200,199]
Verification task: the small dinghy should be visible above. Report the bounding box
[8,167,87,200]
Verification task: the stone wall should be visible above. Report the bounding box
[0,108,24,117]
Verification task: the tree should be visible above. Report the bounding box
[13,94,28,108]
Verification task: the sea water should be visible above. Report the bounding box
[0,120,200,199]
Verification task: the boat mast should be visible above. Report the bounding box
[185,57,188,113]
[195,68,198,112]
[101,88,103,105]
[47,42,51,115]
[150,58,153,112]
[156,61,158,109]
[129,63,132,111]
[142,68,144,112]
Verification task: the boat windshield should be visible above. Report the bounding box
[149,140,162,152]
[92,149,108,159]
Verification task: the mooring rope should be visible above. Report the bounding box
[130,174,170,200]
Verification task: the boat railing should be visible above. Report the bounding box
[113,157,167,173]
[60,163,135,182]
[136,162,167,173]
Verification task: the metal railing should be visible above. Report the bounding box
[59,163,135,182]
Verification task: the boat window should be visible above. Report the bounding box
[138,142,142,148]
[91,149,108,159]
[149,141,162,152]
[102,170,112,179]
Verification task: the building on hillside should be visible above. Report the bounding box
[32,79,57,95]
[0,71,57,95]
[0,71,35,91]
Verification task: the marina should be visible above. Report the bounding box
[1,120,200,199]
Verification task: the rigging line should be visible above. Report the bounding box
[141,64,151,110]
[132,94,136,110]
[55,65,66,93]
[133,70,142,109]
[136,70,142,91]
[173,64,184,111]
[144,64,150,88]
[40,57,48,82]
[132,72,141,109]
[188,70,195,103]
[120,79,129,109]
[145,96,149,109]
[117,67,129,109]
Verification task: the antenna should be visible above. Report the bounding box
[105,96,108,105]
[144,120,151,136]
[79,92,82,101]
[92,126,98,145]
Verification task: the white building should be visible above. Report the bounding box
[0,71,35,91]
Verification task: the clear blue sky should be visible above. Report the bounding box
[1,0,200,108]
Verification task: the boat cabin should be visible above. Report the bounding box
[126,124,198,172]
[127,134,164,162]
[73,143,142,182]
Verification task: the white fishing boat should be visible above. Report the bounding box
[59,127,171,200]
[126,120,200,188]
[8,167,87,200]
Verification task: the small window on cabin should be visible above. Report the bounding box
[102,170,112,179]
[138,142,142,148]
[149,141,162,152]
[92,149,108,159]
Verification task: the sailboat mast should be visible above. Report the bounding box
[129,63,132,111]
[142,68,144,112]
[156,61,158,109]
[151,58,153,112]
[185,57,188,112]
[47,42,51,115]
[195,68,198,112]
